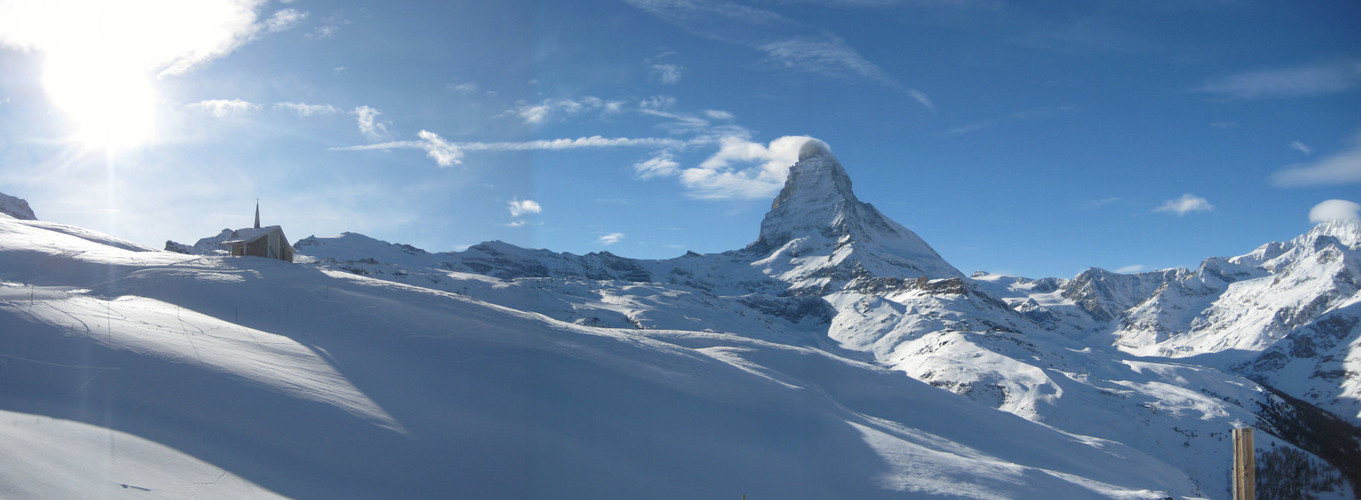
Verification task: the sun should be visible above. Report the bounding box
[43,47,159,150]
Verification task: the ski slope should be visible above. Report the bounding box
[1,212,1202,498]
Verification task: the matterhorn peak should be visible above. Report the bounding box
[798,139,834,162]
[749,139,960,287]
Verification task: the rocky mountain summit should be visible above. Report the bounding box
[146,139,1361,497]
[0,191,36,220]
[744,140,961,294]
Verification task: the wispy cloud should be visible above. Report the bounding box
[635,153,681,179]
[188,99,260,117]
[508,198,542,217]
[264,8,308,33]
[275,102,338,116]
[1309,199,1361,224]
[352,105,391,141]
[638,96,722,135]
[1114,265,1144,274]
[650,63,684,84]
[508,97,625,125]
[339,94,810,201]
[1289,140,1311,156]
[1269,134,1361,187]
[598,233,625,245]
[1077,197,1122,210]
[1153,194,1214,216]
[335,132,689,167]
[625,0,932,109]
[758,37,933,108]
[448,82,480,94]
[704,109,735,121]
[759,37,880,80]
[1195,60,1361,99]
[309,11,349,39]
[945,105,1076,135]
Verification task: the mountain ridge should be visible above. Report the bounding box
[17,140,1361,498]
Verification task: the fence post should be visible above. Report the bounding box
[1233,427,1254,500]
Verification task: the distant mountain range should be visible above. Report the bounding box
[4,140,1357,498]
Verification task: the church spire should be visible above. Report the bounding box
[254,200,261,229]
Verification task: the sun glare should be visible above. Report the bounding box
[4,0,264,150]
[43,51,158,150]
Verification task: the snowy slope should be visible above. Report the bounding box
[276,139,1357,498]
[2,215,1207,498]
[4,139,1358,499]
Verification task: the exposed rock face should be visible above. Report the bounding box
[0,192,37,220]
[165,229,233,255]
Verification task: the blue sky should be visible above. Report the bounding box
[0,0,1358,278]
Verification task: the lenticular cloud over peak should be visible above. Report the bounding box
[1309,199,1361,224]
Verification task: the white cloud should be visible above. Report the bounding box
[1309,199,1361,224]
[1269,135,1361,187]
[508,198,542,217]
[1153,194,1215,216]
[275,102,338,116]
[0,0,267,78]
[678,135,814,199]
[1114,265,1144,274]
[264,8,307,33]
[635,153,681,179]
[650,63,684,84]
[1195,60,1361,99]
[416,130,462,166]
[352,105,391,141]
[598,233,625,245]
[1290,140,1311,156]
[188,98,260,117]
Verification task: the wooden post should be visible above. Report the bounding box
[1233,427,1255,500]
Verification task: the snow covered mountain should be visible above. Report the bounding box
[4,196,1203,499]
[743,140,961,294]
[165,228,233,255]
[7,139,1361,499]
